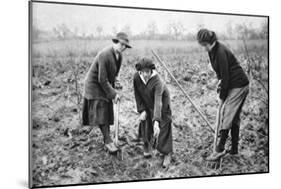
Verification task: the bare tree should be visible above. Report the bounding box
[33,25,42,41]
[32,18,42,41]
[121,24,132,36]
[73,27,79,38]
[260,21,268,39]
[226,22,234,39]
[53,23,73,39]
[66,51,83,124]
[166,21,185,40]
[112,26,118,36]
[96,25,103,38]
[146,22,158,39]
[196,23,205,31]
[235,22,256,40]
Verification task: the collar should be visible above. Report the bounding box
[139,70,157,85]
[111,46,121,61]
[210,41,219,53]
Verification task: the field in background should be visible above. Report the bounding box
[33,39,268,56]
[31,39,268,187]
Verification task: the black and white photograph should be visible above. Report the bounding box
[29,0,269,188]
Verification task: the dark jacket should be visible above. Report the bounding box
[83,46,122,101]
[208,41,249,101]
[133,72,172,124]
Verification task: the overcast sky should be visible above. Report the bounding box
[32,2,267,36]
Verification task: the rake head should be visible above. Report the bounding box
[205,157,223,170]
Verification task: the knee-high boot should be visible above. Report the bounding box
[231,123,240,154]
[216,129,229,153]
[99,125,112,144]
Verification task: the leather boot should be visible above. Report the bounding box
[230,123,240,155]
[216,129,229,153]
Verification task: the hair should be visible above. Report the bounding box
[196,29,217,44]
[135,58,156,71]
[112,39,119,44]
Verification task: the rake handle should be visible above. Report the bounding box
[114,99,120,146]
[151,50,215,133]
[213,102,223,152]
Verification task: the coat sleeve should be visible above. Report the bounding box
[133,75,146,113]
[98,53,117,100]
[217,49,229,101]
[152,80,164,123]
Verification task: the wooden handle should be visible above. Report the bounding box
[151,50,215,133]
[213,102,223,152]
[115,100,120,146]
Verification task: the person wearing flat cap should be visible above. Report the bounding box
[133,58,173,168]
[82,32,131,153]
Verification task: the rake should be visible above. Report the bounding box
[151,50,214,133]
[114,99,123,160]
[151,50,225,168]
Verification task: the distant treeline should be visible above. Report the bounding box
[32,21,268,42]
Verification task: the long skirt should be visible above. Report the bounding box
[219,85,249,131]
[139,113,173,155]
[82,98,114,126]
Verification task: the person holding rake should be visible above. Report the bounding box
[196,29,249,161]
[82,32,131,153]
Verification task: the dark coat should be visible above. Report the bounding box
[208,41,249,101]
[83,46,122,101]
[133,72,172,124]
[133,72,173,154]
